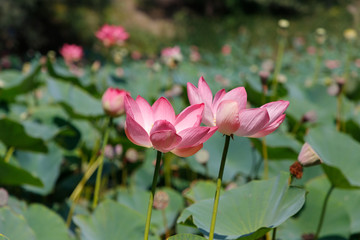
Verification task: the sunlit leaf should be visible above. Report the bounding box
[178,172,305,240]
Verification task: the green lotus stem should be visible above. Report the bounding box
[272,37,286,100]
[262,138,269,179]
[272,227,277,240]
[122,157,127,187]
[209,135,231,240]
[314,185,335,240]
[336,94,342,131]
[164,154,172,187]
[337,41,353,132]
[343,41,352,91]
[312,48,322,85]
[67,153,101,227]
[4,147,15,163]
[144,151,162,240]
[92,117,112,209]
[162,209,169,239]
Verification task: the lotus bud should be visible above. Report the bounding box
[259,71,269,85]
[327,84,340,96]
[335,76,345,95]
[104,144,115,159]
[115,144,123,157]
[0,188,8,207]
[278,19,290,29]
[153,190,169,210]
[315,28,326,45]
[221,44,231,56]
[344,28,357,41]
[102,87,129,117]
[225,182,237,191]
[125,148,138,163]
[91,61,101,72]
[195,149,210,165]
[301,110,317,123]
[298,142,322,167]
[278,73,287,84]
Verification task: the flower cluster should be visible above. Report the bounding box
[103,77,289,158]
[96,24,130,47]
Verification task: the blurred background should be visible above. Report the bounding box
[0,0,357,58]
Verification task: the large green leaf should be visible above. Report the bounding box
[168,233,207,240]
[178,172,306,240]
[0,161,43,187]
[73,200,160,240]
[0,118,47,152]
[278,175,351,239]
[22,120,60,141]
[47,78,103,117]
[0,63,42,101]
[0,207,36,240]
[183,181,219,203]
[23,204,70,240]
[16,143,63,195]
[47,59,85,88]
[333,189,360,234]
[305,127,360,188]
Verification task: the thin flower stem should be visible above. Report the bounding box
[164,154,172,187]
[209,135,231,240]
[272,227,277,240]
[66,153,101,227]
[162,209,169,239]
[336,94,342,131]
[262,138,269,179]
[122,158,127,187]
[272,36,286,100]
[312,49,322,85]
[314,185,335,240]
[4,147,15,163]
[92,117,112,209]
[144,151,162,240]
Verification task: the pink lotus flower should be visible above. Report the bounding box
[95,24,129,47]
[59,44,83,64]
[187,77,289,137]
[221,44,231,56]
[102,88,130,117]
[161,46,183,68]
[325,60,340,70]
[124,95,217,157]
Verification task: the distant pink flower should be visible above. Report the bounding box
[131,50,142,60]
[59,44,83,64]
[293,36,305,48]
[221,44,231,56]
[96,24,129,47]
[190,46,201,62]
[102,87,130,117]
[325,60,340,70]
[187,77,289,137]
[161,46,183,67]
[124,95,217,157]
[306,46,316,55]
[355,59,360,68]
